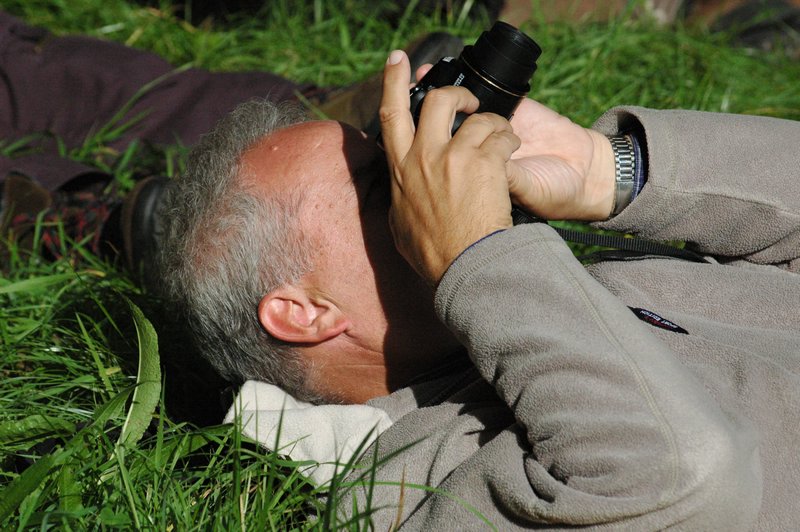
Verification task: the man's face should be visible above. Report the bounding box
[241,120,461,400]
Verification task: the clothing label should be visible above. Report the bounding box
[628,307,688,334]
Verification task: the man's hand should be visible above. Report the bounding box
[380,50,518,285]
[412,63,616,221]
[508,99,616,221]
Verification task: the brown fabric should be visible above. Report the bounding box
[0,11,310,191]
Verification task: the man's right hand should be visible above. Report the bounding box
[508,99,617,221]
[380,50,518,286]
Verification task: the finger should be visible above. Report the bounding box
[506,160,542,207]
[451,112,514,149]
[414,63,433,83]
[380,50,416,167]
[480,130,521,161]
[415,86,479,142]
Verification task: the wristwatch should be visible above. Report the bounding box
[608,134,636,216]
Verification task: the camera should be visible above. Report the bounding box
[409,21,542,134]
[408,22,543,225]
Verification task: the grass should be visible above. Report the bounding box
[1,0,799,528]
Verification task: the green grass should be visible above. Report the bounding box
[1,0,799,528]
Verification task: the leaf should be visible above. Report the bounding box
[0,452,59,522]
[0,389,137,523]
[0,273,78,295]
[117,299,161,448]
[98,506,133,527]
[0,415,76,446]
[57,459,82,514]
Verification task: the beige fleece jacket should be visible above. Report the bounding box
[337,107,799,530]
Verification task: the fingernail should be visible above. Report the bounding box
[386,50,404,65]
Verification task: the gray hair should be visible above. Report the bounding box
[160,98,323,402]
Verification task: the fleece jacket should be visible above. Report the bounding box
[338,107,800,530]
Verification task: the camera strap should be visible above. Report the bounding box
[511,208,709,264]
[552,226,710,264]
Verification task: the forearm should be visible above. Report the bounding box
[435,225,761,528]
[594,107,800,264]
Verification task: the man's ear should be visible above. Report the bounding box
[258,285,349,344]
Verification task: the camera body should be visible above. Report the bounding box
[409,22,542,133]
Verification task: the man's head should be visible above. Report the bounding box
[161,99,460,404]
[161,99,319,400]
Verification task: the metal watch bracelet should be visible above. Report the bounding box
[608,134,636,216]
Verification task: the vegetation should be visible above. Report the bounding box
[1,0,798,528]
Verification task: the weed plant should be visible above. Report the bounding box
[1,0,799,528]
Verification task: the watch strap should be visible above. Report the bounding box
[608,134,636,216]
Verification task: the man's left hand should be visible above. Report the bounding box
[507,99,616,221]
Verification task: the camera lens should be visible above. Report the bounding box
[462,22,542,96]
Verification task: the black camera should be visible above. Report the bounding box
[409,22,542,133]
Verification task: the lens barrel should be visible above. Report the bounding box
[462,22,542,97]
[407,22,541,130]
[394,22,544,225]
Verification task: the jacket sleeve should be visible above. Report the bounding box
[434,224,762,529]
[593,107,800,266]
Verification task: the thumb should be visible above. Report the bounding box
[506,160,539,207]
[380,50,415,164]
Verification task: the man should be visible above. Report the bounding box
[161,47,799,529]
